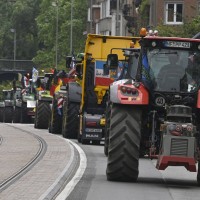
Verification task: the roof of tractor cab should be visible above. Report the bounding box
[144,36,200,42]
[141,36,200,50]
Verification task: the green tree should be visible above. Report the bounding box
[0,0,88,71]
[0,0,40,60]
[156,16,200,38]
[34,0,87,70]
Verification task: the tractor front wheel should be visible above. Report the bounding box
[34,101,51,129]
[0,107,4,122]
[62,101,79,139]
[104,101,111,156]
[106,104,142,182]
[4,107,13,123]
[197,161,200,186]
[49,98,62,134]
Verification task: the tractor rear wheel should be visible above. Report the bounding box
[0,107,4,122]
[197,161,200,186]
[34,101,51,129]
[62,100,79,139]
[20,103,31,123]
[13,107,21,123]
[4,107,13,123]
[104,101,111,156]
[106,104,142,182]
[49,98,62,134]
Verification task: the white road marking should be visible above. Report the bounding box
[55,139,87,200]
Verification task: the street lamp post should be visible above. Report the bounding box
[70,0,73,54]
[116,0,120,36]
[52,1,58,69]
[10,28,16,69]
[90,0,93,33]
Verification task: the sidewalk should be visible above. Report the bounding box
[0,123,78,200]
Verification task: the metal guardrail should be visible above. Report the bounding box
[0,59,39,72]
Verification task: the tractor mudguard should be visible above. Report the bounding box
[68,82,82,103]
[4,100,15,107]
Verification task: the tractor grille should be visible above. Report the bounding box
[170,138,188,156]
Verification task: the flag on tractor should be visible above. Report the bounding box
[32,67,39,83]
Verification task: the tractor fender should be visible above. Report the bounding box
[110,83,120,103]
[109,79,149,105]
[15,99,22,107]
[68,82,82,103]
[0,101,5,107]
[4,100,15,107]
[110,79,130,103]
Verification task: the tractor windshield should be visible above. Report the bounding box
[145,48,200,93]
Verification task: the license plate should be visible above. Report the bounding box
[164,41,190,48]
[85,128,102,133]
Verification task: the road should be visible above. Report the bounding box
[1,124,200,200]
[67,140,200,200]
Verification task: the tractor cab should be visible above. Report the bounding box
[137,37,200,94]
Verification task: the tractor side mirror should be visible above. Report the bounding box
[66,56,72,68]
[103,63,109,75]
[107,54,118,70]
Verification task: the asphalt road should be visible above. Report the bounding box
[68,140,200,200]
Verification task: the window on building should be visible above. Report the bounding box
[165,3,183,24]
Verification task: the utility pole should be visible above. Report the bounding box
[70,0,73,54]
[90,0,93,33]
[52,1,58,69]
[116,0,120,36]
[55,2,58,69]
[10,28,16,69]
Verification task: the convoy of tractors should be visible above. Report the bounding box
[1,29,200,186]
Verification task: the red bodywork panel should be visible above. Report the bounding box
[197,90,200,108]
[95,77,114,86]
[117,83,149,105]
[50,77,75,96]
[156,155,196,172]
[27,109,35,116]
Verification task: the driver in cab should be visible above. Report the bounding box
[157,52,184,91]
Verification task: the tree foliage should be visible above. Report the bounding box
[34,0,87,69]
[1,0,200,72]
[0,0,88,70]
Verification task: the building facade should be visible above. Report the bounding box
[87,0,200,36]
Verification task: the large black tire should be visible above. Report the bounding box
[49,98,62,134]
[104,101,111,156]
[62,100,80,139]
[106,104,142,182]
[34,105,38,128]
[0,107,4,122]
[4,107,13,123]
[13,107,21,123]
[34,101,51,129]
[197,161,200,186]
[77,130,82,143]
[20,103,31,123]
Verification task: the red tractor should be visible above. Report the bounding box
[105,29,200,185]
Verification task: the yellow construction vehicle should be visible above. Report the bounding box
[77,34,140,144]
